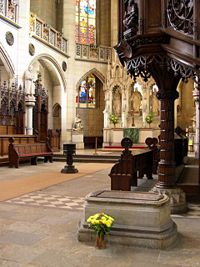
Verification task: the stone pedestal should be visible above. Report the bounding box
[151,187,187,214]
[25,96,35,135]
[72,132,84,149]
[78,190,177,249]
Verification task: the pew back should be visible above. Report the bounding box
[8,138,53,168]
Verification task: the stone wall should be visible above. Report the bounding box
[177,79,195,130]
[30,0,57,29]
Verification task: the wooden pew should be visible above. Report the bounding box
[8,137,53,168]
[145,137,159,174]
[0,135,37,157]
[47,129,61,152]
[109,137,153,191]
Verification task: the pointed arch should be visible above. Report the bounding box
[110,81,124,90]
[52,103,61,130]
[76,68,105,89]
[53,103,61,117]
[0,42,15,77]
[29,53,67,91]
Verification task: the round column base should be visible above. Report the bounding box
[151,186,187,214]
[61,165,78,173]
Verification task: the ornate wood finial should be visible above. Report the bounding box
[123,0,139,37]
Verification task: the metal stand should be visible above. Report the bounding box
[93,137,98,155]
[61,144,78,173]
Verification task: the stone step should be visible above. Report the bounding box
[53,154,119,163]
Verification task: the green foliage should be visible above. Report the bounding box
[145,112,154,124]
[87,213,114,237]
[109,114,118,125]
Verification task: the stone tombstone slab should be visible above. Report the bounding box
[78,190,177,249]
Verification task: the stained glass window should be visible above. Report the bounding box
[76,74,96,108]
[75,0,96,45]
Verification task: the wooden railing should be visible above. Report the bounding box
[109,137,154,191]
[30,13,68,54]
[75,43,112,63]
[0,0,18,23]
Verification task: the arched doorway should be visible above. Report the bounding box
[0,46,24,134]
[76,70,105,148]
[53,103,61,130]
[29,54,66,148]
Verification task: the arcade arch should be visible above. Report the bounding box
[76,69,105,148]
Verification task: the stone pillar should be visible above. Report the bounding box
[103,89,110,128]
[25,96,35,135]
[193,84,200,158]
[121,88,127,128]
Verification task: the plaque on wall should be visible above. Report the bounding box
[62,61,67,71]
[29,43,35,56]
[5,31,14,46]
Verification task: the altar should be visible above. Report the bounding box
[103,127,160,147]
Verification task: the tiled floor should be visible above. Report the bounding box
[6,192,85,210]
[0,161,200,267]
[5,191,200,219]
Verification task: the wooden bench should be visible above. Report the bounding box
[109,137,154,191]
[8,137,53,168]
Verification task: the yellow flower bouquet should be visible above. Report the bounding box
[87,212,114,248]
[109,114,118,127]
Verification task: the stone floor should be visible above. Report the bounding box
[0,161,200,267]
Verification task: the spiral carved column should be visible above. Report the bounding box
[152,89,187,213]
[156,90,178,188]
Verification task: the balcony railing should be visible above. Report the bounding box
[0,0,18,23]
[75,43,112,63]
[30,13,68,55]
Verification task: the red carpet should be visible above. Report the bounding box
[104,146,146,149]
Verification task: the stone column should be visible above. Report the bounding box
[25,96,35,135]
[193,84,200,158]
[121,88,127,128]
[103,89,110,128]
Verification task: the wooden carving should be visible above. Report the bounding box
[167,0,193,35]
[123,0,139,37]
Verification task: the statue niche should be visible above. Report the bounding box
[128,90,142,127]
[130,90,142,114]
[24,65,35,96]
[150,92,159,116]
[112,86,122,116]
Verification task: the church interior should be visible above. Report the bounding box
[0,0,200,266]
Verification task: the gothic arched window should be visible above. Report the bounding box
[76,74,96,108]
[75,0,96,45]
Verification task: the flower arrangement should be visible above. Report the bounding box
[87,212,114,248]
[145,112,154,126]
[109,114,118,127]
